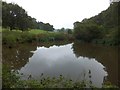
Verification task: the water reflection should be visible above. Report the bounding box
[73,41,119,86]
[3,41,118,87]
[2,44,36,70]
[19,43,107,88]
[2,41,71,70]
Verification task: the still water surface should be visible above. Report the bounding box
[19,43,107,87]
[3,41,119,87]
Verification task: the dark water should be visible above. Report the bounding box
[3,41,119,88]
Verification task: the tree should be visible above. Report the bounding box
[36,22,54,31]
[2,2,37,31]
[74,22,103,42]
[67,29,72,34]
[2,2,30,30]
[73,2,120,45]
[2,1,55,31]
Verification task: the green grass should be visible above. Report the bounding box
[2,30,33,45]
[28,29,50,35]
[2,28,74,46]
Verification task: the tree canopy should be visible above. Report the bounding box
[73,2,120,45]
[2,1,54,31]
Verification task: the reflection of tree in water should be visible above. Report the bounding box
[2,41,71,70]
[3,44,36,70]
[37,41,72,48]
[72,41,119,86]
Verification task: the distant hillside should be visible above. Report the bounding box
[85,2,119,29]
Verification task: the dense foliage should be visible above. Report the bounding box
[3,65,118,89]
[2,1,54,31]
[74,23,103,42]
[74,2,120,45]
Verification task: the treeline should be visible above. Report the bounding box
[73,2,120,45]
[2,1,54,31]
[56,28,73,34]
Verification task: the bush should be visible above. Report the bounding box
[74,23,103,42]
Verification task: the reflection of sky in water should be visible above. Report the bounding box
[19,43,108,88]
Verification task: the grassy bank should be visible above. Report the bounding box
[2,28,119,47]
[2,28,74,46]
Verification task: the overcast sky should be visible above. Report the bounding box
[3,0,110,29]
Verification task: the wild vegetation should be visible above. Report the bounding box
[3,65,118,89]
[2,1,73,47]
[2,1,54,31]
[2,1,120,46]
[2,0,119,89]
[2,28,74,47]
[73,2,119,46]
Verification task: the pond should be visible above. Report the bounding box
[3,41,119,88]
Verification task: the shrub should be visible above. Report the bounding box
[74,23,103,42]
